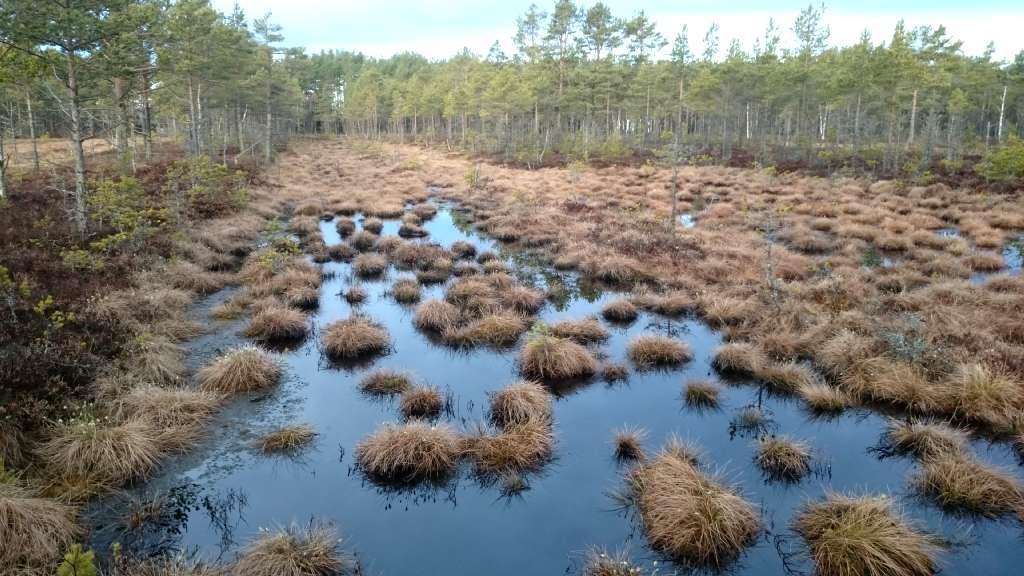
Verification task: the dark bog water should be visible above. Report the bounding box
[89,204,1024,575]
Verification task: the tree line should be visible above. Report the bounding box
[2,0,1024,221]
[315,2,1024,174]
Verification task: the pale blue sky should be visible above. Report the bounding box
[212,0,1023,61]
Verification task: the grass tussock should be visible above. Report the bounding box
[400,386,445,420]
[344,285,367,304]
[794,495,941,576]
[390,278,421,303]
[755,437,812,481]
[799,382,853,415]
[321,317,390,360]
[758,361,821,394]
[413,299,460,333]
[446,312,528,347]
[234,523,351,576]
[502,286,546,314]
[549,317,610,344]
[945,363,1022,430]
[451,240,476,259]
[628,335,692,369]
[626,445,760,567]
[602,362,629,382]
[38,416,163,487]
[359,369,413,396]
[713,342,768,375]
[258,425,318,454]
[352,253,388,277]
[684,379,721,409]
[602,299,638,323]
[915,452,1024,517]
[520,331,598,380]
[464,420,554,476]
[117,385,222,451]
[489,380,552,428]
[613,426,646,461]
[355,422,461,483]
[349,230,378,251]
[197,346,281,394]
[245,305,308,342]
[0,483,80,567]
[882,419,967,459]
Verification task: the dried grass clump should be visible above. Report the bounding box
[841,357,941,413]
[944,363,1022,430]
[446,313,528,347]
[520,332,598,380]
[352,253,388,277]
[915,452,1024,517]
[245,305,308,342]
[684,379,721,409]
[233,523,350,576]
[755,437,811,481]
[464,421,554,475]
[613,426,646,461]
[321,317,390,360]
[882,419,967,459]
[391,278,421,303]
[359,369,412,396]
[362,217,384,233]
[328,242,356,262]
[349,230,378,251]
[413,299,460,333]
[400,386,445,420]
[398,222,428,238]
[0,483,80,567]
[799,383,852,415]
[602,299,638,323]
[412,203,437,220]
[38,417,162,487]
[343,285,366,304]
[117,385,222,450]
[489,380,552,428]
[451,240,477,259]
[794,495,941,576]
[628,335,691,369]
[626,446,760,567]
[335,216,355,236]
[713,342,768,375]
[549,318,610,344]
[258,425,318,454]
[503,286,546,314]
[355,422,460,483]
[197,346,281,394]
[602,362,629,382]
[758,361,821,394]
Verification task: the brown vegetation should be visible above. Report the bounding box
[321,317,390,360]
[258,425,318,454]
[520,331,598,380]
[794,495,940,576]
[628,335,692,368]
[234,523,351,576]
[355,422,461,483]
[197,346,281,394]
[625,444,760,567]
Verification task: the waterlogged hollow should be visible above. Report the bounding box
[88,201,1024,575]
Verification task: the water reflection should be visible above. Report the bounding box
[89,202,1024,576]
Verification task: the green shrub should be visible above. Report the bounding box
[57,545,97,576]
[977,136,1024,183]
[164,155,247,218]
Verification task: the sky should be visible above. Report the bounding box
[211,0,1024,62]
